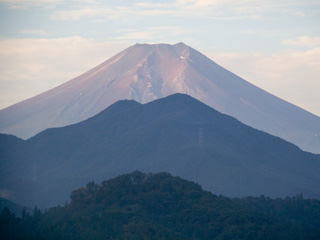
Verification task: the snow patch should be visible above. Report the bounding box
[132,74,138,82]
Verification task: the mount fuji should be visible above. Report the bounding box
[0,43,319,153]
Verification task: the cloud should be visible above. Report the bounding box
[47,0,318,23]
[0,0,96,8]
[116,26,191,42]
[19,29,48,36]
[169,0,317,18]
[210,47,320,116]
[52,7,101,20]
[48,1,250,21]
[51,4,177,21]
[116,31,157,41]
[135,2,169,8]
[2,0,318,19]
[0,36,129,109]
[51,6,134,21]
[283,36,320,48]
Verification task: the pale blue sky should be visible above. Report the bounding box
[0,0,319,116]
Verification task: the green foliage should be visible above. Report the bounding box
[1,172,320,239]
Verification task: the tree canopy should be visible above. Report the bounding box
[1,171,320,240]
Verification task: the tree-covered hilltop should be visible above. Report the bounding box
[1,171,320,240]
[0,197,24,216]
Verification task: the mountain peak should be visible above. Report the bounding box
[0,43,319,153]
[133,42,188,47]
[128,42,190,59]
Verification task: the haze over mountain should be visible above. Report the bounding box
[0,43,319,153]
[1,94,319,208]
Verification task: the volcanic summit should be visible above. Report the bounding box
[0,43,319,153]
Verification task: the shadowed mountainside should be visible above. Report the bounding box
[0,94,319,208]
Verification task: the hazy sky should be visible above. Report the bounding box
[0,0,319,116]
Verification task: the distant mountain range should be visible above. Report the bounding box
[0,43,319,153]
[1,94,319,208]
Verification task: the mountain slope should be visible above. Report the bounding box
[0,94,319,208]
[0,43,319,153]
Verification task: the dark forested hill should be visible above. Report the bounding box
[0,198,24,216]
[1,172,320,240]
[0,94,320,208]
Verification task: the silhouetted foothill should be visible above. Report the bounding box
[1,94,319,208]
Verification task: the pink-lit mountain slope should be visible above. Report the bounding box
[0,43,319,153]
